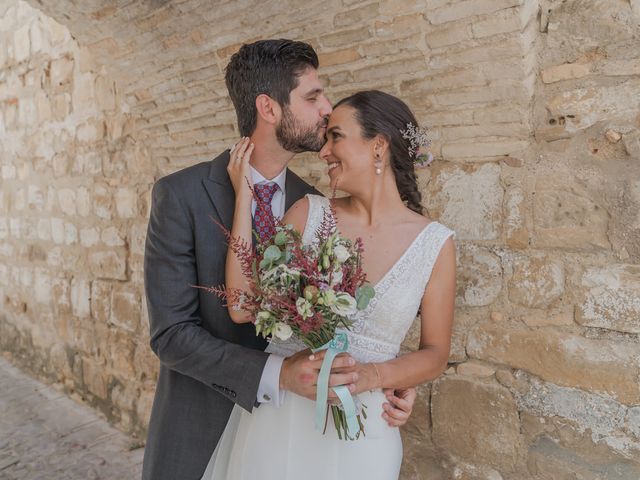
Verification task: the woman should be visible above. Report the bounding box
[204,91,456,479]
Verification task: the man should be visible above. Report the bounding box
[142,39,415,480]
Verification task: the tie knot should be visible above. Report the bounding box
[254,182,278,204]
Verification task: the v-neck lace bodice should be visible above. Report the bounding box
[266,194,455,362]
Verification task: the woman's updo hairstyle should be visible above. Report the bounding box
[334,90,424,215]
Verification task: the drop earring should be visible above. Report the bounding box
[375,153,382,175]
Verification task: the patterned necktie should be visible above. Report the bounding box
[253,182,279,242]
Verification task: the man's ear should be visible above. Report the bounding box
[256,94,281,126]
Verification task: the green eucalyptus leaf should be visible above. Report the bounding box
[274,231,288,246]
[355,284,375,310]
[263,245,282,262]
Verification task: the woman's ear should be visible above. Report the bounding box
[256,94,281,126]
[373,134,390,158]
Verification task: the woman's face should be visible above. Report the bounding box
[319,105,376,193]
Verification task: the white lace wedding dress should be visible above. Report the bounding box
[201,194,454,480]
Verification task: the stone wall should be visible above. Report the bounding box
[1,0,639,478]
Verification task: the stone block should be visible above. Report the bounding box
[576,265,640,334]
[600,58,640,76]
[13,23,30,62]
[334,3,379,28]
[456,245,503,307]
[467,323,640,404]
[88,250,127,280]
[34,268,51,304]
[130,223,147,256]
[50,217,64,244]
[80,227,99,247]
[115,188,137,218]
[92,184,113,220]
[374,14,424,37]
[546,80,640,131]
[528,435,640,479]
[471,7,524,38]
[82,357,108,398]
[353,57,426,83]
[76,186,91,217]
[50,56,74,92]
[425,22,472,48]
[70,277,91,317]
[91,280,112,324]
[64,221,77,245]
[110,289,141,332]
[57,188,76,216]
[532,178,610,251]
[432,376,522,471]
[622,130,640,159]
[427,163,503,241]
[101,226,125,247]
[51,93,71,121]
[51,276,71,315]
[541,62,591,84]
[456,361,496,378]
[318,47,361,67]
[427,0,522,25]
[507,254,565,309]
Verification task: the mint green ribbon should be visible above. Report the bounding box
[311,332,359,437]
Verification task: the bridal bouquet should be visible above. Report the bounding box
[202,203,374,440]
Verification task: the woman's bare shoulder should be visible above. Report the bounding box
[282,196,311,233]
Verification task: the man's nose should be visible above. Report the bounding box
[319,95,332,116]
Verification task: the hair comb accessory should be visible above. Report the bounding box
[400,123,434,168]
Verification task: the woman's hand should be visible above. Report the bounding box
[381,387,416,427]
[227,137,254,202]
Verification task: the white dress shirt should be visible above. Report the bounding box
[250,165,287,408]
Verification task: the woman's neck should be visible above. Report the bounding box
[342,174,406,227]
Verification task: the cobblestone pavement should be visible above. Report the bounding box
[0,356,144,479]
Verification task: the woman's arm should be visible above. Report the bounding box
[225,138,256,323]
[351,236,457,391]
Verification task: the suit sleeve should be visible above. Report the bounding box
[144,177,268,412]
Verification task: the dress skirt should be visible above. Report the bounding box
[201,389,402,480]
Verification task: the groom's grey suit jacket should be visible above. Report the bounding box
[142,151,319,480]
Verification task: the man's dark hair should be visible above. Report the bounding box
[225,39,319,136]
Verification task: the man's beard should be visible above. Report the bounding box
[276,107,327,153]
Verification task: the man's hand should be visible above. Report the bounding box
[280,349,358,401]
[381,387,416,427]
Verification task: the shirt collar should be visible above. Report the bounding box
[249,164,287,192]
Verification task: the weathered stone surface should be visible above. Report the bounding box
[507,254,565,308]
[546,80,640,132]
[467,323,640,404]
[532,176,610,251]
[541,62,591,83]
[528,435,640,480]
[428,163,504,241]
[88,250,127,280]
[576,264,640,334]
[432,376,522,471]
[456,245,503,307]
[1,0,639,476]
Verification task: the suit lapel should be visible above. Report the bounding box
[285,167,317,210]
[203,151,318,230]
[202,151,235,230]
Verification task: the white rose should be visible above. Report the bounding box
[333,244,350,263]
[329,292,358,316]
[274,322,293,341]
[329,269,343,287]
[296,297,313,318]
